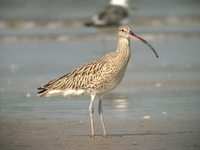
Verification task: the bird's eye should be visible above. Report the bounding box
[122,29,124,32]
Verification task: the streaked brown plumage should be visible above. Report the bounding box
[37,25,158,138]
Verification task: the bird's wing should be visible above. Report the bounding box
[38,59,111,91]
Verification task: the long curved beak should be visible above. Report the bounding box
[129,31,158,58]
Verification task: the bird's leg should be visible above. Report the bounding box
[89,95,95,138]
[98,95,108,137]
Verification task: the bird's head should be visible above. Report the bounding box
[118,25,158,58]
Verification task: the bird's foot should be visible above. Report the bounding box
[102,134,111,138]
[90,134,95,138]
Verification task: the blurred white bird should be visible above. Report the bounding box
[85,0,137,26]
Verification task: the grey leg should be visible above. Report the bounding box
[98,95,108,137]
[89,95,95,138]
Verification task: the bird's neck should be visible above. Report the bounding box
[117,37,131,57]
[115,37,131,66]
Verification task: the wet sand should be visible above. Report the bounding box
[1,117,199,150]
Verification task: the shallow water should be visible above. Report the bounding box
[0,0,200,20]
[0,37,200,121]
[0,0,200,121]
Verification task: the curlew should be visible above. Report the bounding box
[37,25,158,138]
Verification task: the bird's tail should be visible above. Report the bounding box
[37,87,48,97]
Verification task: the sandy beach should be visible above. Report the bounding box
[1,117,199,150]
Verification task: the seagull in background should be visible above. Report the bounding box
[84,0,137,26]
